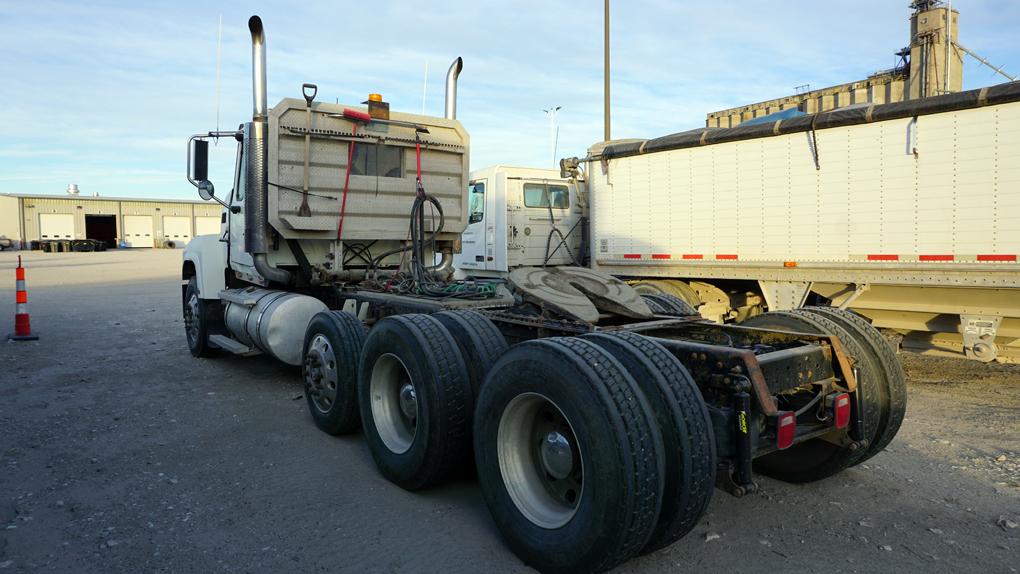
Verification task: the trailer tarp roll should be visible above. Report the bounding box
[600,82,1020,160]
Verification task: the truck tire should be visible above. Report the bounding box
[183,277,222,358]
[741,311,883,482]
[581,332,715,554]
[433,310,508,394]
[302,311,368,435]
[474,337,664,574]
[800,306,907,464]
[632,280,701,309]
[641,293,698,317]
[358,314,473,490]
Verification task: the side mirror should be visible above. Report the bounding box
[191,139,209,182]
[198,180,215,201]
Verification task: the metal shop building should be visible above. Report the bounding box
[0,193,223,249]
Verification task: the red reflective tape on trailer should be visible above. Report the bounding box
[682,254,703,260]
[622,254,642,259]
[977,254,1017,262]
[867,254,899,261]
[919,254,954,261]
[716,254,738,260]
[651,254,671,260]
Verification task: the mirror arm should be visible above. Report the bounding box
[187,131,242,211]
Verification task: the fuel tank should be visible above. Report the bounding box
[222,287,328,365]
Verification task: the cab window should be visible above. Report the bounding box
[523,183,569,209]
[468,181,485,224]
[352,143,403,178]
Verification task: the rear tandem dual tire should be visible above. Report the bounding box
[432,310,509,394]
[474,337,665,574]
[640,293,699,317]
[742,310,887,483]
[580,331,716,554]
[799,306,907,465]
[358,314,474,491]
[302,311,368,435]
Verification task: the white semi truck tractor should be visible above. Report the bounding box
[183,16,905,574]
[457,83,1020,364]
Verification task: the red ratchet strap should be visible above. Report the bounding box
[337,109,373,239]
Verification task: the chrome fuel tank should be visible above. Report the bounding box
[222,287,328,366]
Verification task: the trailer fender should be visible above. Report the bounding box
[182,234,227,300]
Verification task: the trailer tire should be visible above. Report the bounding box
[581,332,715,554]
[183,277,221,358]
[358,314,473,490]
[302,311,368,435]
[741,311,883,482]
[474,337,664,574]
[433,310,509,394]
[800,306,907,464]
[641,293,698,317]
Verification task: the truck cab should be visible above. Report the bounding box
[454,166,584,277]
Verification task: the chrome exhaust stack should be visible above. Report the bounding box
[246,15,291,285]
[444,57,463,120]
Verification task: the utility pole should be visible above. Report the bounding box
[604,0,611,142]
[544,106,562,168]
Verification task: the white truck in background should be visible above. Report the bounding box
[456,83,1020,363]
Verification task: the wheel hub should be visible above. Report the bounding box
[399,383,418,421]
[304,334,337,414]
[540,431,574,480]
[184,293,200,342]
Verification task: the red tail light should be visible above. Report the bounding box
[834,393,851,429]
[776,411,796,450]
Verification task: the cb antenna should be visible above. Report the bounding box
[215,14,223,141]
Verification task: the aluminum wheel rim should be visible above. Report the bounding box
[184,293,200,345]
[303,334,338,414]
[497,393,583,529]
[369,353,417,454]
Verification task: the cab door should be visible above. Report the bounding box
[515,180,578,266]
[228,128,255,274]
[456,179,489,272]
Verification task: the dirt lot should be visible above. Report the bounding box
[1,250,1017,573]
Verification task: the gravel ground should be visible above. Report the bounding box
[1,250,1017,573]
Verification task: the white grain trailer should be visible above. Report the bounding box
[560,83,1020,363]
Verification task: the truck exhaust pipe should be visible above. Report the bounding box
[246,15,291,285]
[444,57,463,120]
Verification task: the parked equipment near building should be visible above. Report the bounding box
[182,16,906,574]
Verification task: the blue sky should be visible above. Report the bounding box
[1,0,1017,200]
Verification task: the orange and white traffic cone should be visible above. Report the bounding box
[9,255,38,341]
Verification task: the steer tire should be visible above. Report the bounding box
[742,311,883,483]
[302,311,368,436]
[183,277,222,358]
[641,293,698,317]
[800,306,907,464]
[433,310,509,394]
[358,314,473,491]
[581,332,715,554]
[474,337,664,574]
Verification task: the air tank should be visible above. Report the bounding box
[222,287,328,366]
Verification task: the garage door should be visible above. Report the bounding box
[162,216,192,247]
[194,216,221,236]
[123,215,154,248]
[39,213,75,240]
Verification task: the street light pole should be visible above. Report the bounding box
[544,106,561,168]
[604,0,611,142]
